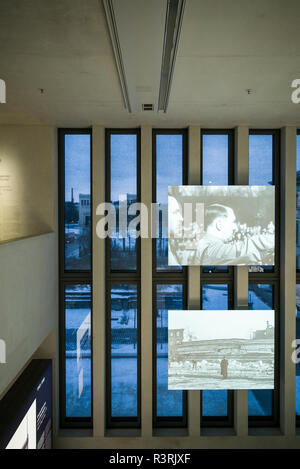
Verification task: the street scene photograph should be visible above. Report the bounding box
[168,309,275,390]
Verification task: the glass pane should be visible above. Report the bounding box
[297,135,300,269]
[202,133,229,274]
[249,134,274,273]
[64,134,91,270]
[201,284,228,417]
[296,285,300,416]
[65,284,91,418]
[249,134,273,185]
[110,284,138,418]
[156,284,183,418]
[110,134,137,271]
[202,134,228,185]
[156,134,183,271]
[248,284,274,417]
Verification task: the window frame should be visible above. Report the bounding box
[296,130,300,425]
[248,129,280,278]
[58,128,93,429]
[200,280,234,427]
[58,127,282,430]
[152,279,188,428]
[248,280,280,426]
[152,129,188,428]
[247,129,281,427]
[200,129,234,277]
[106,280,141,428]
[200,129,235,426]
[105,129,141,428]
[105,128,141,277]
[152,128,188,277]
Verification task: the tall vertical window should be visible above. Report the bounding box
[248,131,278,274]
[248,284,278,421]
[248,130,280,426]
[200,130,234,426]
[249,134,273,186]
[201,130,233,274]
[64,133,91,271]
[59,129,92,427]
[65,284,92,419]
[154,284,186,424]
[154,132,185,271]
[201,284,233,425]
[108,284,139,420]
[202,134,229,186]
[106,130,141,428]
[109,133,139,271]
[153,130,187,427]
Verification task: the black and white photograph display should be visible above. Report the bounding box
[168,185,275,266]
[168,310,275,390]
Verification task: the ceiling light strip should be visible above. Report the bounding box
[102,0,132,113]
[158,0,186,113]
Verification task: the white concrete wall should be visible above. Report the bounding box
[0,125,57,396]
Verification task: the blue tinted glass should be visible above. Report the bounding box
[65,284,91,418]
[202,134,228,185]
[201,284,228,417]
[156,134,183,271]
[202,134,229,274]
[249,134,273,185]
[248,284,274,416]
[110,134,137,271]
[296,135,300,269]
[156,284,183,418]
[296,285,300,416]
[64,134,91,270]
[249,134,274,273]
[111,284,138,417]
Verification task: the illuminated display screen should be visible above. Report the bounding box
[168,186,275,266]
[168,310,274,390]
[0,359,52,450]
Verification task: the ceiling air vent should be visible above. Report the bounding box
[142,104,154,111]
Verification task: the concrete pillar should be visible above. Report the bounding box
[188,126,201,436]
[141,125,153,437]
[280,126,297,435]
[92,125,105,437]
[234,126,249,436]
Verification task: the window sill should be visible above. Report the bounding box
[153,428,189,437]
[58,428,93,438]
[105,428,141,438]
[248,427,282,436]
[200,427,235,437]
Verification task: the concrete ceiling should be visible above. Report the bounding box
[0,0,300,127]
